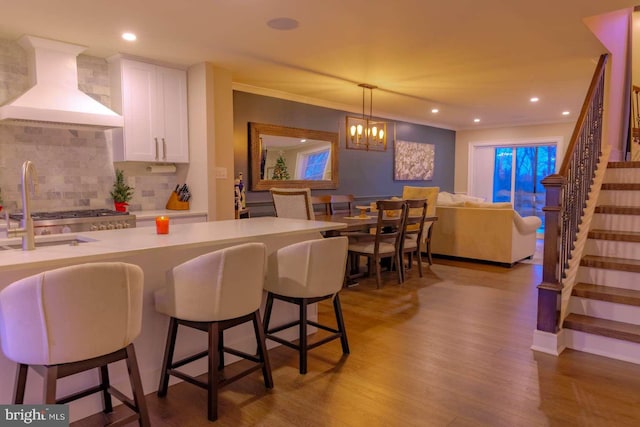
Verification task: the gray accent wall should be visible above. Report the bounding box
[233,91,455,210]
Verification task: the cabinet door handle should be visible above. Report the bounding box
[154,137,159,160]
[162,138,167,160]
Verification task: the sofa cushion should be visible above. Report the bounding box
[437,191,484,206]
[463,201,513,209]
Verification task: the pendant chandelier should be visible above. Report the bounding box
[346,83,391,151]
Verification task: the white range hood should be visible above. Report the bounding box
[0,35,123,130]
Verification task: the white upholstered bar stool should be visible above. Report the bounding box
[0,262,150,427]
[263,236,349,374]
[154,242,273,422]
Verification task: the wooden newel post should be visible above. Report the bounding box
[537,174,565,333]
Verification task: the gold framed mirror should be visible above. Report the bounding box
[249,122,339,191]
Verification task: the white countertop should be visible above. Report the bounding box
[0,217,345,272]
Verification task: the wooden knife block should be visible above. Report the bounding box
[166,192,190,210]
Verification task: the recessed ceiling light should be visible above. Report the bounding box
[300,139,307,143]
[473,118,481,123]
[267,17,299,31]
[530,97,539,103]
[122,32,137,42]
[562,111,570,116]
[431,108,439,113]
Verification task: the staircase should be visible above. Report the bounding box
[562,161,640,364]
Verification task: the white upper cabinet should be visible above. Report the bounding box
[109,56,189,163]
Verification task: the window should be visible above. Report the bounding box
[297,150,330,180]
[492,145,556,231]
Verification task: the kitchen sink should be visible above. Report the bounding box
[0,234,97,251]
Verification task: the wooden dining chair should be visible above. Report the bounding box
[346,199,407,288]
[270,188,315,220]
[310,194,332,216]
[330,194,355,215]
[402,186,439,265]
[401,199,428,280]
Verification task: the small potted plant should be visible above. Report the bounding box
[110,169,134,212]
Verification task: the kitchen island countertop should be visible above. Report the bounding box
[0,217,345,272]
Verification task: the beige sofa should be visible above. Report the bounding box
[431,201,542,266]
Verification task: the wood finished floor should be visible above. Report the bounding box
[74,258,640,426]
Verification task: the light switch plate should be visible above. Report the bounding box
[215,167,227,179]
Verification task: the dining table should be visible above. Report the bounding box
[315,212,438,286]
[315,212,438,236]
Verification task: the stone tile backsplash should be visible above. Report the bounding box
[0,38,181,213]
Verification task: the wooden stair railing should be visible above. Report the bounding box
[536,54,608,333]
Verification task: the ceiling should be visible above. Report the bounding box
[0,0,637,131]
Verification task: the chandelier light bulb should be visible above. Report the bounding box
[346,83,391,151]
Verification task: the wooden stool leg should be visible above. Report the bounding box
[43,366,58,404]
[207,322,220,422]
[263,292,275,334]
[218,330,225,372]
[158,317,179,397]
[124,344,151,427]
[299,299,308,374]
[99,364,113,413]
[13,363,28,404]
[333,294,350,354]
[252,310,273,388]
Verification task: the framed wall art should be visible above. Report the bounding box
[394,140,435,181]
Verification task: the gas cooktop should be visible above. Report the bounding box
[9,209,130,221]
[8,209,136,234]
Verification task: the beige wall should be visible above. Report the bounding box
[585,7,632,161]
[212,67,235,220]
[186,63,235,220]
[454,122,575,194]
[186,64,213,216]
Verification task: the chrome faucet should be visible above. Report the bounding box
[6,161,37,250]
